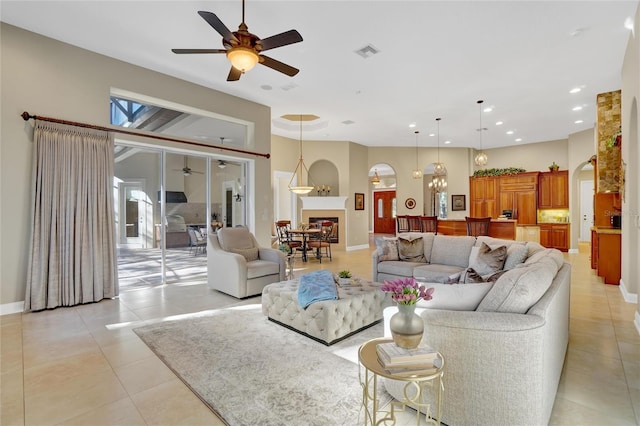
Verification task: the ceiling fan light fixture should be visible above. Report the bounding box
[371,169,381,185]
[227,47,259,72]
[218,160,227,169]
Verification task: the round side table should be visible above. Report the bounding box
[358,338,444,425]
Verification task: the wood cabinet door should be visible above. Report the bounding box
[538,173,552,208]
[539,225,551,247]
[517,190,537,225]
[551,226,569,251]
[485,199,499,218]
[499,192,515,215]
[551,171,569,208]
[470,177,486,200]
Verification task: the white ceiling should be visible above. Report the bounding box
[2,1,638,149]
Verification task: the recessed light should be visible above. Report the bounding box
[569,87,581,94]
[409,123,416,128]
[575,120,584,124]
[515,138,522,142]
[260,84,273,91]
[506,130,514,135]
[572,106,583,111]
[428,133,435,137]
[495,121,503,126]
[483,107,493,113]
[444,140,451,145]
[624,17,634,30]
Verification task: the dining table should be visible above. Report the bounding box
[288,228,321,262]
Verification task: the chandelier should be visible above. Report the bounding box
[429,175,448,193]
[474,100,488,166]
[370,169,381,185]
[412,131,423,179]
[288,115,315,194]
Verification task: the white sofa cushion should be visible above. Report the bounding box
[414,264,465,283]
[476,263,555,314]
[430,235,476,268]
[414,282,495,311]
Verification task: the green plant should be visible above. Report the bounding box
[472,167,526,177]
[338,270,352,278]
[278,244,291,255]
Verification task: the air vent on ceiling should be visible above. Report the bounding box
[342,120,355,125]
[355,44,380,59]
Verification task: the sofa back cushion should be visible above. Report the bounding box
[217,227,255,251]
[430,235,476,268]
[415,282,494,311]
[476,263,555,314]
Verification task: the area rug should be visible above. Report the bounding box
[133,305,390,425]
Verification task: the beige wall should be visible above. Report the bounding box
[0,23,272,305]
[568,128,597,250]
[621,5,640,315]
[477,139,569,172]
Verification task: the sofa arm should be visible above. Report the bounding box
[371,251,380,282]
[258,247,287,281]
[207,236,248,295]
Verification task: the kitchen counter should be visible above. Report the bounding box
[590,226,621,285]
[436,219,516,240]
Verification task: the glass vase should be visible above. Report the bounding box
[390,303,424,349]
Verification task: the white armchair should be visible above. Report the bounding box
[208,227,286,298]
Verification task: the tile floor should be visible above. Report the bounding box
[1,241,638,425]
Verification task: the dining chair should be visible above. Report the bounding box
[306,221,333,263]
[419,216,438,233]
[465,216,492,237]
[188,228,207,255]
[275,220,303,257]
[396,215,410,233]
[407,215,422,232]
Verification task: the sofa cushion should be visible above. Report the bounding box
[217,227,254,251]
[398,236,426,262]
[468,242,507,275]
[525,248,564,271]
[476,263,555,314]
[415,282,495,311]
[430,235,476,268]
[375,237,399,261]
[378,261,421,278]
[414,264,465,283]
[247,259,280,279]
[229,247,259,262]
[504,244,529,270]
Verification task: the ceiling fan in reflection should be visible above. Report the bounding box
[174,157,204,176]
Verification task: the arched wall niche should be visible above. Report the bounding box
[308,159,339,196]
[369,163,396,189]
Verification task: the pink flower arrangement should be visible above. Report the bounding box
[380,277,434,305]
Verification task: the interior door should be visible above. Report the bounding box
[374,190,396,234]
[120,182,146,247]
[580,179,594,241]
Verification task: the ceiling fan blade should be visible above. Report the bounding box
[172,49,227,54]
[227,66,242,81]
[197,11,237,43]
[258,29,303,52]
[259,55,299,77]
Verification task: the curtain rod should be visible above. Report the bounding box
[20,111,270,159]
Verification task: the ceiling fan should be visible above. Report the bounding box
[171,0,303,81]
[174,157,204,176]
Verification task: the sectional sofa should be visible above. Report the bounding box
[373,233,571,426]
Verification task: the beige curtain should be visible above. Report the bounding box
[25,121,118,311]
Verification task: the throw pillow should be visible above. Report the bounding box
[459,267,508,284]
[504,244,529,270]
[375,237,399,261]
[469,242,507,276]
[229,247,259,262]
[398,236,426,263]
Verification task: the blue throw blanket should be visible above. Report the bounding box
[297,270,338,309]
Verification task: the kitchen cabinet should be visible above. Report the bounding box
[538,170,568,209]
[498,172,538,225]
[539,223,569,251]
[469,176,499,218]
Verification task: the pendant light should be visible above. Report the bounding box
[370,169,381,185]
[412,131,423,179]
[288,115,315,194]
[433,117,447,176]
[474,99,488,166]
[429,117,448,193]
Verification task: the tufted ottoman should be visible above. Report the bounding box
[261,279,391,345]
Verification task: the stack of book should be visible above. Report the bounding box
[376,342,442,377]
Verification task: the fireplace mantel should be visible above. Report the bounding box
[300,196,348,210]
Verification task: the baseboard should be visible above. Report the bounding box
[635,311,640,337]
[0,301,24,316]
[619,279,638,304]
[346,244,369,251]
